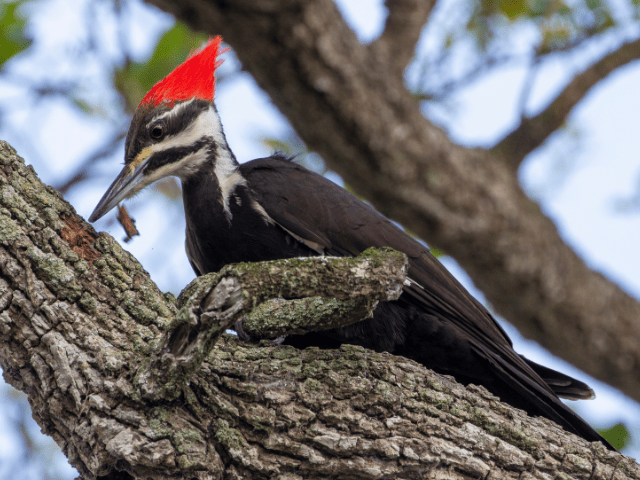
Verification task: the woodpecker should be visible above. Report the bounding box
[89,37,613,450]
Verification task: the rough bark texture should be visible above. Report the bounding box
[137,247,408,404]
[1,143,637,478]
[142,0,640,403]
[369,0,437,75]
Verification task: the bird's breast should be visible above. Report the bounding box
[183,183,316,275]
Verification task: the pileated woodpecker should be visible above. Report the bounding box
[89,37,613,450]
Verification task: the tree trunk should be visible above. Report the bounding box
[1,142,637,478]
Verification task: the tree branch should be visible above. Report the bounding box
[496,36,640,168]
[136,248,407,402]
[1,141,636,477]
[369,0,437,75]
[143,0,640,404]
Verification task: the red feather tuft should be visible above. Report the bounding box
[139,36,225,108]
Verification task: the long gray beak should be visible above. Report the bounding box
[89,151,152,222]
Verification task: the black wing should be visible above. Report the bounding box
[240,156,609,448]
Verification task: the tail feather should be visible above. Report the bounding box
[483,351,613,449]
[522,356,595,400]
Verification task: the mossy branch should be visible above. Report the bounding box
[136,249,408,401]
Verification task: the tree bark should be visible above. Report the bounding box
[1,142,637,478]
[141,0,640,403]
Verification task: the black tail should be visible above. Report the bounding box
[522,356,595,400]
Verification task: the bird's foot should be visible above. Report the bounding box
[234,318,286,346]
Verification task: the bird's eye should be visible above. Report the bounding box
[150,124,165,140]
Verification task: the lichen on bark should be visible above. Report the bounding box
[0,140,637,479]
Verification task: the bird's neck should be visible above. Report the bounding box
[182,138,242,217]
[180,139,249,273]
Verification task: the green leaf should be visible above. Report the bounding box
[115,22,207,111]
[71,97,95,115]
[594,11,615,32]
[598,422,631,451]
[0,0,33,68]
[539,23,572,53]
[498,0,528,19]
[262,137,297,156]
[585,0,602,10]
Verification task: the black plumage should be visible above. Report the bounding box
[182,154,611,449]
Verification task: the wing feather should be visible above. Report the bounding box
[240,156,607,447]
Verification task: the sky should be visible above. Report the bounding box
[1,0,640,477]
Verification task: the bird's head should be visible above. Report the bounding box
[89,36,229,222]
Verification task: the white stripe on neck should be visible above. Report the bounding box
[215,146,245,220]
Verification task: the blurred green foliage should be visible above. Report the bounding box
[115,22,207,112]
[0,0,32,67]
[599,422,631,451]
[467,0,620,53]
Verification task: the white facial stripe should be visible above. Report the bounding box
[151,107,219,154]
[141,103,246,219]
[146,98,196,128]
[213,126,244,219]
[133,147,210,196]
[214,148,237,179]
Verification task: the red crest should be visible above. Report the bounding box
[139,36,225,108]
